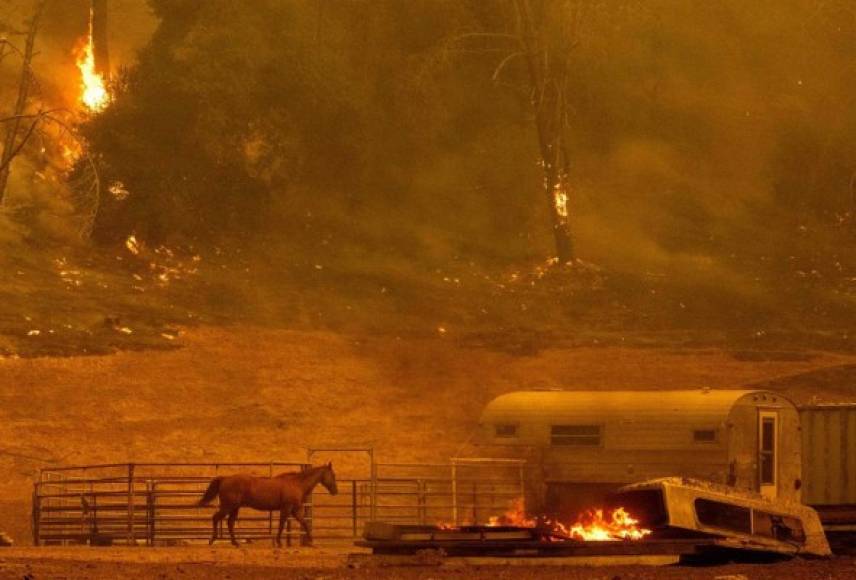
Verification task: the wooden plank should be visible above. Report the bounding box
[356,538,711,557]
[348,553,681,567]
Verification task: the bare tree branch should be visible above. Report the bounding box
[0,116,41,175]
[0,109,102,239]
[0,0,47,202]
[450,32,520,43]
[492,51,525,82]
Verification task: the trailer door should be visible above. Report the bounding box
[759,411,778,499]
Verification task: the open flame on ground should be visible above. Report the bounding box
[476,498,652,542]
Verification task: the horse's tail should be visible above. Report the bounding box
[198,476,223,506]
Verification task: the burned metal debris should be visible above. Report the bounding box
[357,477,832,561]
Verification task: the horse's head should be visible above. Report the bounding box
[321,461,338,496]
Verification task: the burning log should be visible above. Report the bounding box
[484,497,652,542]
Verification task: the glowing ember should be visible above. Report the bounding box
[553,185,569,219]
[76,10,109,112]
[125,235,141,255]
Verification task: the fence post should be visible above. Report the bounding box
[127,463,135,545]
[31,485,40,546]
[146,481,154,546]
[418,480,426,525]
[451,463,458,525]
[370,460,377,522]
[472,482,477,524]
[352,480,357,537]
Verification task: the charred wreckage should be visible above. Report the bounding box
[358,477,831,561]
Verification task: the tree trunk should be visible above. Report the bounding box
[514,0,574,263]
[0,0,46,204]
[92,0,110,79]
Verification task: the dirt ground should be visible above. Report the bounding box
[0,546,854,579]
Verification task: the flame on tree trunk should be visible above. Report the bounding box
[79,1,110,112]
[515,0,574,264]
[91,0,110,79]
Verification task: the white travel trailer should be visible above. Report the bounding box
[474,389,802,515]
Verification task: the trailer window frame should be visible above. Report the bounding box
[752,510,806,544]
[494,423,518,439]
[550,424,602,447]
[693,429,718,443]
[694,499,806,545]
[759,415,777,486]
[694,498,752,534]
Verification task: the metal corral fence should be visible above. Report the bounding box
[371,458,526,528]
[32,457,526,546]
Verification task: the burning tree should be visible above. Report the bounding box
[437,0,591,264]
[513,0,576,264]
[0,0,107,237]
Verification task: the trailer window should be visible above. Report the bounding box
[694,499,752,534]
[753,511,806,544]
[759,417,776,485]
[693,429,717,443]
[495,424,518,438]
[551,425,601,446]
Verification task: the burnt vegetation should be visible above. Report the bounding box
[2,0,856,355]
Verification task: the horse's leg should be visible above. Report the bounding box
[292,505,312,547]
[276,506,290,548]
[209,507,228,545]
[227,507,240,547]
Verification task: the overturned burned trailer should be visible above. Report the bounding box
[358,477,831,560]
[475,389,801,517]
[615,477,830,557]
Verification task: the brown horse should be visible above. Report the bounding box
[198,462,338,547]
